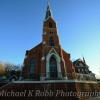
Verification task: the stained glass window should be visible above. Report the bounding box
[49,37,55,47]
[49,56,58,79]
[29,60,35,79]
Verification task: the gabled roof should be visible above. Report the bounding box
[73,58,89,68]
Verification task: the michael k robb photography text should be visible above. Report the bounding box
[0,89,100,97]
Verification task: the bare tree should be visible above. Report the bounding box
[0,63,5,75]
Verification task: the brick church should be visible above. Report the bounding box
[0,2,99,100]
[22,3,76,81]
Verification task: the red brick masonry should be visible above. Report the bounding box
[0,81,99,100]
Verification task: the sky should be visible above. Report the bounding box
[0,0,100,77]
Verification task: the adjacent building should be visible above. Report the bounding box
[73,58,96,81]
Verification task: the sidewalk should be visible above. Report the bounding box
[88,97,100,100]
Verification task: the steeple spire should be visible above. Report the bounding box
[45,0,52,20]
[83,56,86,64]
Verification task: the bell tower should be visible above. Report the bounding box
[41,2,65,80]
[42,2,60,47]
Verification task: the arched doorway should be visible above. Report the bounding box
[49,56,58,79]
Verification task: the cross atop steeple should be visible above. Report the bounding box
[45,0,53,20]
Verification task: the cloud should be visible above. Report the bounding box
[95,75,100,79]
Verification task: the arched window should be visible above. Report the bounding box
[49,56,58,79]
[29,60,35,79]
[49,37,55,47]
[49,22,53,28]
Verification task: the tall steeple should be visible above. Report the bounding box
[45,1,52,20]
[43,1,60,47]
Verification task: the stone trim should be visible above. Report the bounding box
[46,48,62,79]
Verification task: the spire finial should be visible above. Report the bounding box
[45,0,52,20]
[47,0,50,5]
[83,56,86,64]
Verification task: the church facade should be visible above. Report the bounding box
[22,4,76,81]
